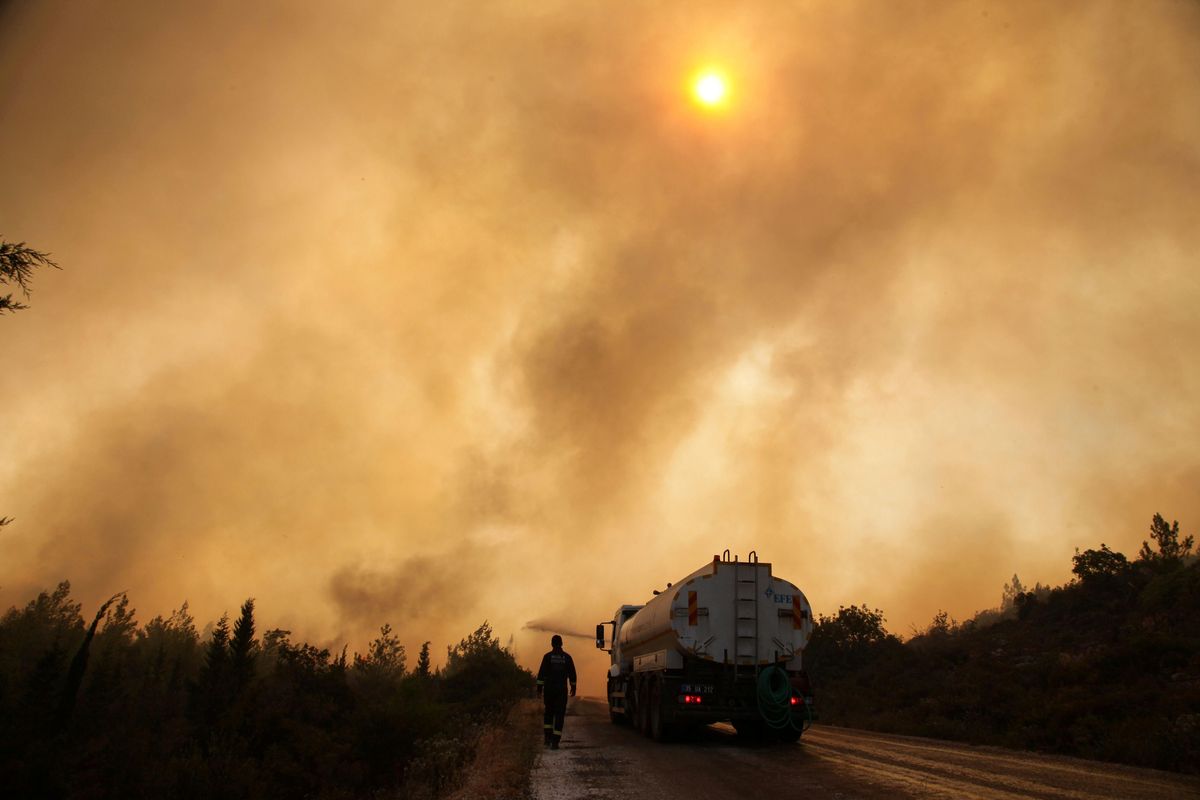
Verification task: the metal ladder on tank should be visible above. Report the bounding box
[733,551,760,678]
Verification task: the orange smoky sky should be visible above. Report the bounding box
[1,1,1198,686]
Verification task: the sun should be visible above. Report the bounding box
[691,69,728,108]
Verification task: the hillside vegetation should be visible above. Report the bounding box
[0,591,533,799]
[806,513,1200,773]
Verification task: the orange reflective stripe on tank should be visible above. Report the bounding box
[688,591,698,626]
[792,594,802,630]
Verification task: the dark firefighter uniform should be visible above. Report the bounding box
[536,636,576,748]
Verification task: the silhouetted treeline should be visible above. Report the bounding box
[0,587,532,799]
[806,513,1200,773]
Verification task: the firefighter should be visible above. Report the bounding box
[536,634,576,749]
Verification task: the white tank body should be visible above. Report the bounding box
[617,556,813,668]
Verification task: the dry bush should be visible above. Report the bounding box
[445,699,542,800]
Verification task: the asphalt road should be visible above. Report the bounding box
[531,698,1200,800]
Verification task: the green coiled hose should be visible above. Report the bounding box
[756,665,811,732]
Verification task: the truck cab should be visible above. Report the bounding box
[596,605,642,720]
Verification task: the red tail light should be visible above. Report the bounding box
[790,695,801,706]
[680,694,704,704]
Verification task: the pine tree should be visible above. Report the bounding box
[1001,574,1025,611]
[195,613,232,731]
[0,237,58,315]
[99,594,138,650]
[416,641,431,678]
[355,624,406,679]
[229,598,257,689]
[203,613,231,680]
[1139,513,1194,564]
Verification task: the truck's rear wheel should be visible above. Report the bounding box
[634,678,650,735]
[648,678,668,742]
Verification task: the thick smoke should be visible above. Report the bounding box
[1,2,1198,685]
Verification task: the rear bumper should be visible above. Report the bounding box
[665,701,814,723]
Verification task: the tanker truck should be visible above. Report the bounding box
[595,551,815,742]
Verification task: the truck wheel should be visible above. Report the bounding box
[641,678,657,738]
[648,678,670,742]
[634,678,650,735]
